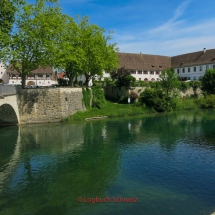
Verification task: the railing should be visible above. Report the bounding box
[0,85,17,97]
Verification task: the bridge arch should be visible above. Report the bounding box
[0,95,20,126]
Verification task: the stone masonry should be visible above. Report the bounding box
[18,88,85,124]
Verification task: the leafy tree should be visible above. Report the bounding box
[110,67,135,87]
[201,69,215,95]
[159,68,179,97]
[0,0,16,35]
[76,17,119,86]
[1,0,70,88]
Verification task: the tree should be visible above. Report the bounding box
[201,69,215,95]
[159,68,179,97]
[110,67,135,87]
[76,17,119,86]
[1,0,69,88]
[0,0,16,35]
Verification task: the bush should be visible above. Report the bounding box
[139,88,177,112]
[92,86,107,109]
[82,88,91,109]
[201,69,215,94]
[198,94,215,108]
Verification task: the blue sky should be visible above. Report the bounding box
[31,0,215,56]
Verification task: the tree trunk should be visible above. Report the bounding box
[21,73,26,89]
[69,76,74,87]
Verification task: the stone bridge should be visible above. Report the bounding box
[0,85,85,126]
[0,85,20,126]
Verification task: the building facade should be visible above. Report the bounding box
[116,52,171,81]
[1,65,58,86]
[117,48,215,81]
[0,62,8,84]
[171,48,215,81]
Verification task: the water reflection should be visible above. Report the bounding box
[0,110,215,215]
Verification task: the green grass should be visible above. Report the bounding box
[64,96,215,123]
[64,101,147,122]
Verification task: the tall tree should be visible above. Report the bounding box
[110,67,135,87]
[77,17,119,86]
[1,0,69,88]
[159,68,179,97]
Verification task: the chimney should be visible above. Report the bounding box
[203,48,206,53]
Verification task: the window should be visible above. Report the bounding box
[187,77,190,80]
[138,71,142,74]
[194,67,196,72]
[139,78,141,81]
[200,66,202,71]
[150,71,154,75]
[177,69,179,74]
[144,71,148,74]
[193,76,196,80]
[213,65,215,69]
[206,65,209,70]
[182,68,185,73]
[131,70,136,74]
[188,68,190,72]
[156,71,160,75]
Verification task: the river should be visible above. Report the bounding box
[0,110,215,215]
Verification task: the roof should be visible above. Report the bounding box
[8,65,54,74]
[58,72,66,79]
[171,48,215,68]
[117,52,171,71]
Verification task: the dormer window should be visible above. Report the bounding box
[151,65,155,68]
[159,66,162,68]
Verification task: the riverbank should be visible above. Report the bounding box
[64,96,215,122]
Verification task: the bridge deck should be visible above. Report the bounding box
[0,85,18,98]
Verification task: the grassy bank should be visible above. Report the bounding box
[64,101,148,122]
[64,96,215,122]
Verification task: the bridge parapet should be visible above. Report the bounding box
[0,85,17,98]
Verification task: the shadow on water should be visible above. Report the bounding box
[0,110,215,215]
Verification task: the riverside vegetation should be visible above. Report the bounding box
[65,68,215,122]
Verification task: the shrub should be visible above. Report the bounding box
[139,88,177,112]
[198,94,215,108]
[92,86,107,109]
[82,88,91,109]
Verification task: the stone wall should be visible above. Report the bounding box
[18,88,85,124]
[104,86,203,101]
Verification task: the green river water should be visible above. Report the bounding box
[0,110,215,215]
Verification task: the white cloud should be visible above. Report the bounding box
[114,0,215,56]
[149,0,191,34]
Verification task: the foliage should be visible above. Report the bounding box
[92,86,107,109]
[201,69,215,95]
[119,91,138,104]
[174,98,198,110]
[0,0,70,88]
[159,68,179,97]
[110,67,134,87]
[139,88,177,112]
[57,78,68,86]
[73,17,119,86]
[0,0,16,35]
[198,94,215,108]
[82,87,91,109]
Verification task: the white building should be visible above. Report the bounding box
[0,62,9,84]
[172,48,215,80]
[116,52,171,81]
[7,65,58,86]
